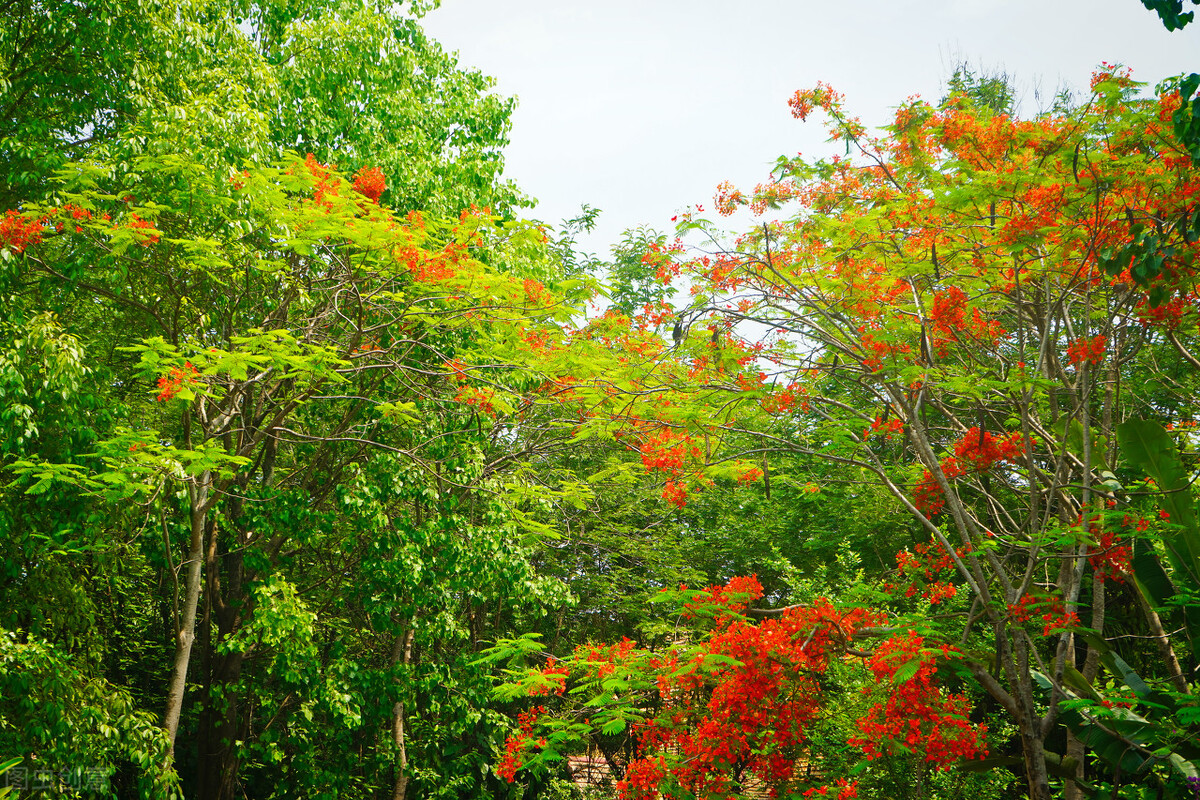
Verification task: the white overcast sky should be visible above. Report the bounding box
[422,1,1200,257]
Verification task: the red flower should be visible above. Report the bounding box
[496,706,544,782]
[1066,335,1106,366]
[850,632,987,765]
[352,166,386,202]
[127,212,160,246]
[0,210,44,252]
[157,362,199,401]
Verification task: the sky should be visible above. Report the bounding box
[421,1,1200,258]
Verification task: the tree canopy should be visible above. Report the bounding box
[1,2,1198,800]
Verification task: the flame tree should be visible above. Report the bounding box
[491,67,1200,799]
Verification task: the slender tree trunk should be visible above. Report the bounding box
[1133,581,1190,694]
[1011,635,1053,800]
[1064,576,1105,800]
[197,649,246,800]
[392,627,415,800]
[163,470,211,765]
[198,497,251,800]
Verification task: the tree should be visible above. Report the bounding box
[0,3,578,795]
[1138,0,1200,169]
[1,140,591,796]
[492,68,1200,799]
[0,0,523,216]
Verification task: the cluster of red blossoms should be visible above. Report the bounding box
[928,287,1004,357]
[305,153,339,208]
[351,166,385,203]
[760,382,807,414]
[886,537,964,605]
[912,428,1033,516]
[1137,295,1190,329]
[619,578,884,800]
[454,386,496,417]
[858,325,912,371]
[1088,530,1132,583]
[1008,593,1080,636]
[0,209,44,252]
[862,415,903,442]
[714,180,747,216]
[850,631,987,765]
[1081,513,1136,583]
[1066,335,1107,366]
[1,204,159,252]
[638,428,702,478]
[497,577,991,797]
[522,278,553,306]
[157,363,199,402]
[660,479,689,508]
[496,706,545,783]
[127,212,160,246]
[1,204,95,252]
[802,780,858,799]
[527,658,568,697]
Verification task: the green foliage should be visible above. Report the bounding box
[1140,0,1200,30]
[606,226,669,315]
[0,630,179,798]
[5,2,1200,799]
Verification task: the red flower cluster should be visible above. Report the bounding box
[912,428,1032,516]
[1066,335,1107,366]
[950,427,1029,473]
[454,386,496,417]
[912,470,947,516]
[443,359,470,382]
[1008,593,1080,636]
[851,632,987,766]
[760,382,807,414]
[1090,62,1135,92]
[1136,295,1188,330]
[803,779,858,799]
[736,371,767,392]
[127,212,160,246]
[863,416,903,442]
[680,575,764,620]
[45,203,92,234]
[522,278,552,306]
[1088,530,1131,583]
[714,180,746,216]
[528,659,568,696]
[858,326,912,371]
[519,327,555,353]
[0,209,44,252]
[578,638,638,681]
[748,180,799,216]
[928,287,1004,357]
[619,580,883,800]
[886,537,963,605]
[157,363,199,402]
[305,153,338,208]
[788,81,844,122]
[736,466,764,485]
[661,479,688,508]
[496,706,544,783]
[351,166,385,202]
[639,428,701,477]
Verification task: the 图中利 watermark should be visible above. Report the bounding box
[2,759,109,796]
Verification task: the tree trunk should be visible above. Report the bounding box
[197,499,251,800]
[392,627,415,800]
[162,470,211,766]
[1012,635,1053,800]
[1133,580,1190,694]
[197,648,246,800]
